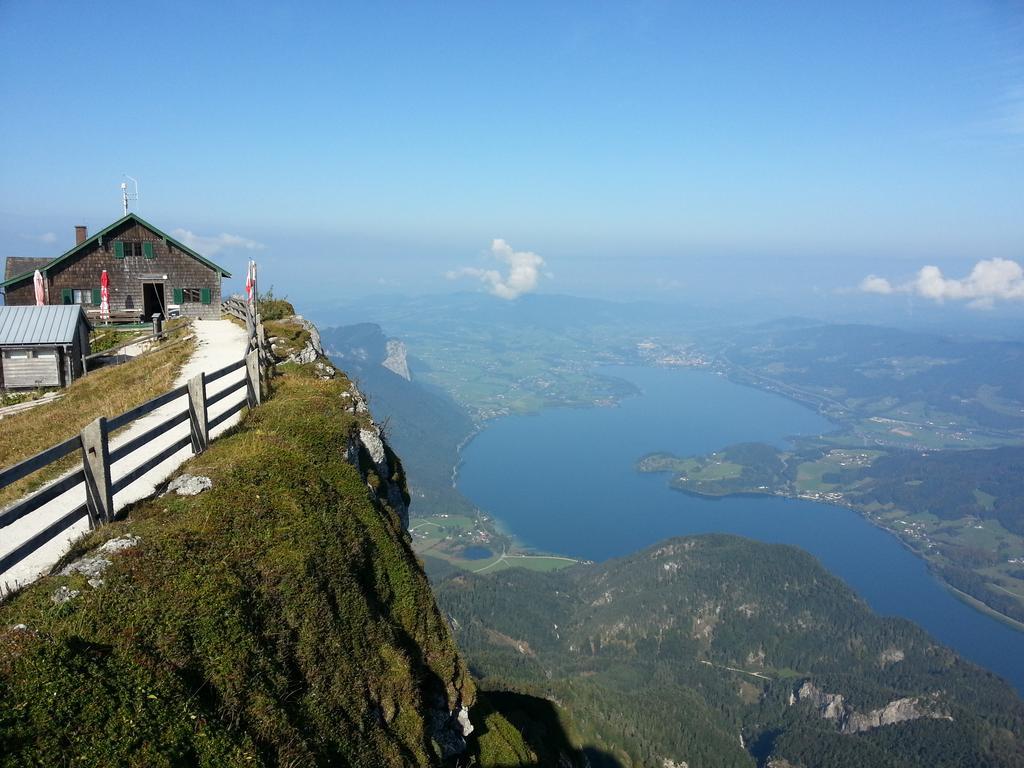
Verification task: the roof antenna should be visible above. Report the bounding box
[120,175,139,216]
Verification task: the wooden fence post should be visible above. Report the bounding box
[246,348,262,408]
[188,372,209,453]
[244,297,254,343]
[80,417,113,526]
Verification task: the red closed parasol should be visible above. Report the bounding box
[100,270,110,322]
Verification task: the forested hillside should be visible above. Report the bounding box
[431,535,1024,767]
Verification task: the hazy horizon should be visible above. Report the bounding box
[2,1,1022,330]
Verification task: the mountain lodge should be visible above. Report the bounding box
[1,214,231,322]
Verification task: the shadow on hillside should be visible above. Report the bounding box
[469,690,625,768]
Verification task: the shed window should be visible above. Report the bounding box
[2,349,57,360]
[71,289,93,305]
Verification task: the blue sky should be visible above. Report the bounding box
[1,1,1021,319]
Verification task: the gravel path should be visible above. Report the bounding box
[0,319,250,594]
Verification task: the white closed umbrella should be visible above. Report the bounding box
[33,270,45,306]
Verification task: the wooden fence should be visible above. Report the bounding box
[0,298,267,580]
[84,321,191,371]
[221,295,249,323]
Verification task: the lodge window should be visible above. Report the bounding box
[72,288,93,305]
[174,287,211,304]
[113,241,154,258]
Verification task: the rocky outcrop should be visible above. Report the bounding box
[429,699,475,759]
[793,680,951,734]
[351,421,411,529]
[383,339,411,381]
[286,317,324,365]
[58,534,141,590]
[269,316,410,529]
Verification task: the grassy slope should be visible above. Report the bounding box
[0,330,196,507]
[0,349,529,766]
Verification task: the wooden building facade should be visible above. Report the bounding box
[1,214,231,322]
[0,305,91,389]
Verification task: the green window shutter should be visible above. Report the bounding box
[113,241,125,259]
[143,241,155,259]
[173,288,184,304]
[61,287,72,304]
[200,287,211,305]
[91,288,101,305]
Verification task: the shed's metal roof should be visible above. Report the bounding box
[0,305,90,345]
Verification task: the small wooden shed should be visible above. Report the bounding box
[0,305,92,389]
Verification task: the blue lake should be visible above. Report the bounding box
[458,365,1024,694]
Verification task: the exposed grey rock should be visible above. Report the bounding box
[273,321,410,531]
[339,386,370,414]
[58,535,141,588]
[845,697,942,732]
[360,428,387,465]
[879,646,905,665]
[429,698,473,759]
[382,339,411,381]
[60,556,111,580]
[167,474,213,496]
[98,535,141,554]
[794,680,950,734]
[51,585,80,604]
[336,382,409,529]
[313,360,336,379]
[456,706,474,737]
[286,319,325,366]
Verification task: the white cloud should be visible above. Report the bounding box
[172,228,266,256]
[447,238,547,300]
[859,275,894,295]
[20,232,57,244]
[655,277,685,292]
[859,258,1024,308]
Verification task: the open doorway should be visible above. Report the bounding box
[142,282,166,320]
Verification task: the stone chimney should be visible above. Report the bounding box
[75,225,87,245]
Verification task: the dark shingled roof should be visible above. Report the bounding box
[1,214,231,289]
[4,257,52,283]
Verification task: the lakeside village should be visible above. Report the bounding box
[635,339,710,368]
